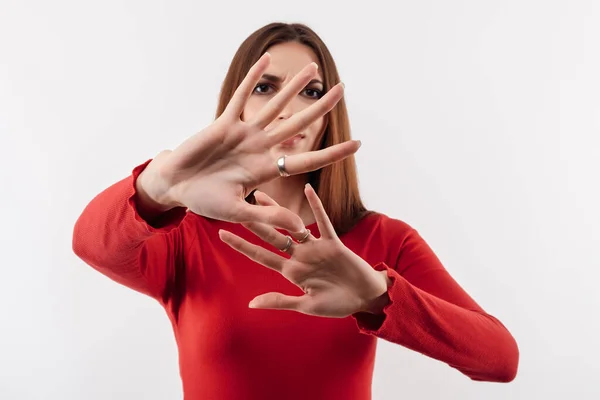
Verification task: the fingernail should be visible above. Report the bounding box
[340,82,345,89]
[311,62,318,70]
[357,140,362,148]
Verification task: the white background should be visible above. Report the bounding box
[1,0,599,399]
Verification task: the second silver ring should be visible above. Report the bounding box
[297,229,311,243]
[280,235,293,253]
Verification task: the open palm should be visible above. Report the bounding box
[138,52,360,233]
[219,186,388,318]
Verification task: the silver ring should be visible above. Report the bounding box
[277,155,290,177]
[279,235,293,253]
[297,229,311,243]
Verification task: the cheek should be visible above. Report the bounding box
[309,116,326,137]
[306,116,326,147]
[240,97,262,122]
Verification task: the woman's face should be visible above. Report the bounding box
[241,41,326,155]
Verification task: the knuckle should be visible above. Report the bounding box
[251,246,262,261]
[267,230,278,242]
[274,294,285,308]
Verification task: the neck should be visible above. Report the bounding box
[256,174,315,228]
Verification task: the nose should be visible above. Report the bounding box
[276,92,302,121]
[277,103,294,120]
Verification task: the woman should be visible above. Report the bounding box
[73,22,519,399]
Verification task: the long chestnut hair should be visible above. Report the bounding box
[215,22,372,236]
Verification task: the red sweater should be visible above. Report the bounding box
[72,161,519,399]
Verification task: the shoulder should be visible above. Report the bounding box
[350,210,416,239]
[343,211,418,257]
[341,211,423,268]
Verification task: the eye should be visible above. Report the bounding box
[253,84,273,95]
[303,88,323,99]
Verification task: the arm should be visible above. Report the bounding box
[72,160,189,303]
[352,228,519,383]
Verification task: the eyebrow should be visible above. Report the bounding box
[261,73,324,87]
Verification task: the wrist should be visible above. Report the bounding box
[135,171,179,220]
[363,270,392,314]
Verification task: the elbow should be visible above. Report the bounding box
[72,217,92,263]
[477,314,520,383]
[501,368,518,384]
[476,336,520,383]
[72,219,84,258]
[492,355,519,383]
[500,348,519,383]
[72,224,82,258]
[469,360,518,383]
[496,330,520,383]
[463,331,519,383]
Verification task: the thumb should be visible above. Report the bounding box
[254,190,279,207]
[236,202,304,233]
[249,292,304,311]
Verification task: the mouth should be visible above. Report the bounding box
[280,134,304,147]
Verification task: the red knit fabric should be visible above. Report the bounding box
[72,161,519,399]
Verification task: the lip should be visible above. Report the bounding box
[280,134,304,146]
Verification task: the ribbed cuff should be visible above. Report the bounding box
[126,159,188,234]
[351,262,400,334]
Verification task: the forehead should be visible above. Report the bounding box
[264,41,323,82]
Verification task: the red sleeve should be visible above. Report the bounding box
[352,227,519,383]
[72,160,189,303]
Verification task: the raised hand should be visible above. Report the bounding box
[137,52,360,233]
[218,185,391,318]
